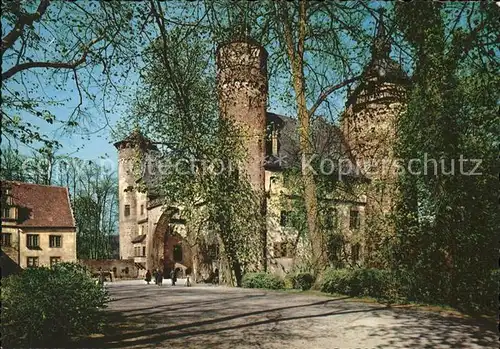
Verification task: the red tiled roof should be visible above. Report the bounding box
[2,181,76,229]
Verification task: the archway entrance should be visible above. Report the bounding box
[147,208,193,278]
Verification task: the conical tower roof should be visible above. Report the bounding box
[346,8,409,108]
[113,128,157,151]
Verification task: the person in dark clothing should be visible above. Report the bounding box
[170,269,177,286]
[145,270,152,284]
[157,269,163,286]
[213,268,219,285]
[153,269,158,284]
[98,267,104,286]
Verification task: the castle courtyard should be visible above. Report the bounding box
[78,280,495,349]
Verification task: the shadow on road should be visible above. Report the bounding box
[74,283,496,349]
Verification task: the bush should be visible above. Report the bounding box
[291,272,315,291]
[241,272,284,290]
[1,262,109,348]
[321,268,394,299]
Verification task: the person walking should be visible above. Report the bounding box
[145,270,152,285]
[170,268,177,286]
[98,267,104,286]
[157,269,163,286]
[185,267,192,287]
[213,268,219,285]
[153,269,158,285]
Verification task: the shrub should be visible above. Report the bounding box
[1,262,109,348]
[241,272,284,290]
[284,273,295,289]
[293,272,315,291]
[321,268,394,299]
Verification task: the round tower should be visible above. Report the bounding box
[216,39,268,191]
[340,9,410,267]
[342,9,409,181]
[114,130,156,260]
[216,39,269,271]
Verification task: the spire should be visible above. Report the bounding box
[372,8,391,59]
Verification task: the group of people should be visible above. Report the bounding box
[143,267,219,287]
[145,269,178,286]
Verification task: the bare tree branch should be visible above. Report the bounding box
[2,34,104,80]
[1,0,50,58]
[308,75,361,117]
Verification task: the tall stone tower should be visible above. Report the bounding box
[216,39,268,269]
[341,10,409,265]
[216,39,268,190]
[342,9,408,205]
[114,130,156,260]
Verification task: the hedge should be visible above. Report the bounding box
[320,268,395,299]
[1,262,109,348]
[285,272,315,291]
[241,272,285,290]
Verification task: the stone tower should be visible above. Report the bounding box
[114,130,156,260]
[216,39,268,190]
[216,39,269,269]
[342,9,408,205]
[341,10,409,265]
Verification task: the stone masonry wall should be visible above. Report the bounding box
[117,146,138,260]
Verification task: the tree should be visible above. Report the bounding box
[391,1,499,311]
[120,6,263,285]
[1,1,149,147]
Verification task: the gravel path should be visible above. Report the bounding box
[78,279,496,349]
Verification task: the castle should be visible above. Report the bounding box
[114,16,408,280]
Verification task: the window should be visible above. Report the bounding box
[2,207,10,218]
[50,257,61,267]
[140,205,144,215]
[349,209,360,230]
[142,246,146,256]
[1,233,12,247]
[173,244,183,262]
[280,211,290,227]
[27,257,39,267]
[124,205,131,217]
[27,234,39,248]
[49,235,62,248]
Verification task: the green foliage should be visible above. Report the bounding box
[391,1,499,314]
[321,268,395,300]
[124,25,264,286]
[289,272,315,291]
[242,272,285,290]
[1,262,109,348]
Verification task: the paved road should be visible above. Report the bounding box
[79,279,496,349]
